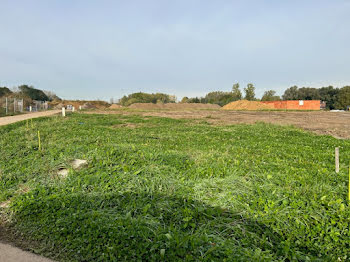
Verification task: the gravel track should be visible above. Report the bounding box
[0,242,54,262]
[0,110,60,126]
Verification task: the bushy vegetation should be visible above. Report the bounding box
[261,90,281,101]
[1,114,350,261]
[119,92,176,106]
[183,83,254,106]
[0,84,60,101]
[335,86,350,110]
[0,87,12,97]
[17,85,49,101]
[182,91,239,107]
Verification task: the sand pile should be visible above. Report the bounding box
[129,103,220,110]
[222,100,274,110]
[109,104,122,109]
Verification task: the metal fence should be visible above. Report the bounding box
[0,97,49,116]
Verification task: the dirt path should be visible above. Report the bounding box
[87,109,350,139]
[0,110,60,126]
[0,242,54,262]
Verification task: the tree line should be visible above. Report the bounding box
[0,85,60,101]
[119,92,176,106]
[181,83,350,110]
[181,83,257,106]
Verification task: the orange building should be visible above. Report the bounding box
[261,100,321,110]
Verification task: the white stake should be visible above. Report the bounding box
[335,147,339,173]
[62,107,66,117]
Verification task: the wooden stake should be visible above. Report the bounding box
[335,147,339,173]
[38,131,41,151]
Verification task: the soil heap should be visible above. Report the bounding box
[109,104,122,109]
[129,103,220,110]
[222,100,274,110]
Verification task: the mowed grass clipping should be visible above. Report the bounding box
[0,113,350,261]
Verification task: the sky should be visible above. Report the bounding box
[1,0,350,101]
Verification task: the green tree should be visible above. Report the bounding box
[203,91,236,106]
[244,83,255,101]
[0,87,12,97]
[282,86,299,100]
[181,97,189,103]
[319,86,339,110]
[119,92,175,106]
[297,87,320,100]
[261,90,280,101]
[18,85,49,101]
[232,83,242,100]
[335,86,350,110]
[188,97,200,103]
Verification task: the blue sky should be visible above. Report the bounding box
[1,0,349,101]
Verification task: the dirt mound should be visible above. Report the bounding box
[109,104,122,109]
[128,103,163,110]
[49,100,110,110]
[53,103,64,109]
[129,103,220,110]
[222,100,274,110]
[165,103,220,110]
[81,103,97,109]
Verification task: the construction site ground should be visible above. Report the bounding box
[87,109,350,139]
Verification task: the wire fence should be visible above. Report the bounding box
[0,97,49,116]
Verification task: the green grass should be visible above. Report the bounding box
[0,113,350,261]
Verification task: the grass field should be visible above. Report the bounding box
[1,113,350,261]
